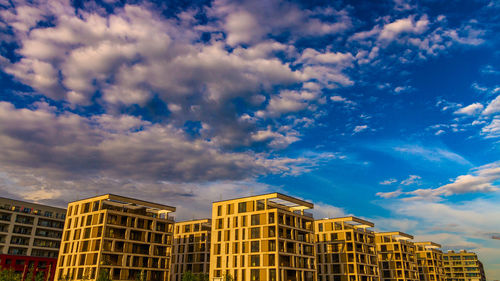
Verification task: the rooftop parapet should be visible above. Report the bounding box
[214,192,313,211]
[415,241,441,249]
[376,231,414,240]
[316,216,374,228]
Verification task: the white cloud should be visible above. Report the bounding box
[225,10,263,46]
[481,118,500,138]
[376,189,403,198]
[401,175,421,185]
[312,202,347,219]
[379,162,500,200]
[353,125,368,133]
[0,101,319,183]
[454,103,484,115]
[378,15,429,41]
[379,178,397,185]
[393,144,470,164]
[300,48,354,66]
[482,95,500,115]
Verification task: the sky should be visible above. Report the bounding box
[0,0,499,278]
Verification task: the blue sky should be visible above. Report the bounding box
[0,0,499,277]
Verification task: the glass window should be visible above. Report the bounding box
[250,228,260,239]
[250,255,260,267]
[251,241,259,252]
[251,215,260,226]
[238,202,247,213]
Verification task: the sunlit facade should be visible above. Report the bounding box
[314,217,379,281]
[171,219,211,281]
[414,242,444,281]
[209,193,316,281]
[54,194,175,281]
[375,232,418,281]
[443,250,486,281]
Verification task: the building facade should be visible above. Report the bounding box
[53,194,176,281]
[171,219,211,281]
[209,193,316,281]
[375,232,418,281]
[0,197,66,280]
[414,242,444,281]
[443,250,486,281]
[314,217,379,281]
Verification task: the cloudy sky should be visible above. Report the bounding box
[0,0,499,277]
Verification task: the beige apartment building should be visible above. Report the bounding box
[443,250,486,281]
[0,197,66,257]
[375,232,418,281]
[171,219,211,281]
[54,194,176,281]
[209,193,316,281]
[415,242,444,281]
[314,217,379,281]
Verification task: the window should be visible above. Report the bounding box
[217,205,222,216]
[250,255,260,267]
[268,213,275,224]
[269,269,276,281]
[268,240,276,251]
[318,223,323,232]
[251,241,259,252]
[251,269,259,281]
[268,226,275,237]
[242,216,247,226]
[256,200,265,211]
[251,215,260,226]
[238,202,247,213]
[250,228,260,239]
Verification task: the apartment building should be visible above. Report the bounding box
[171,219,211,281]
[314,217,379,281]
[0,197,66,280]
[443,250,486,281]
[414,242,444,281]
[375,232,419,281]
[53,194,176,281]
[209,193,316,281]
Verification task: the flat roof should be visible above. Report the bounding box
[415,241,441,249]
[0,197,67,212]
[376,231,414,240]
[213,192,313,209]
[316,216,374,227]
[69,194,176,212]
[175,218,212,224]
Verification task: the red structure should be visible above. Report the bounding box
[0,254,57,281]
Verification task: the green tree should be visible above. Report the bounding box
[24,266,35,281]
[96,269,112,281]
[197,273,209,281]
[181,271,196,281]
[135,270,145,281]
[0,268,22,281]
[223,273,233,281]
[34,272,44,281]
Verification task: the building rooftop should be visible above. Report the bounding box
[376,231,414,240]
[415,241,441,249]
[70,194,176,213]
[213,192,313,210]
[316,216,374,228]
[0,197,67,212]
